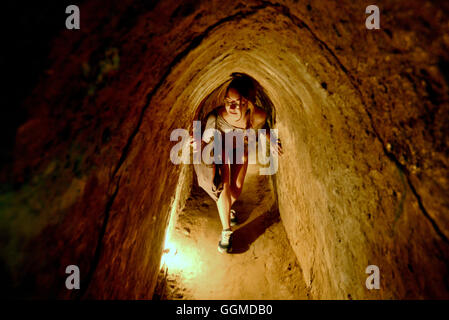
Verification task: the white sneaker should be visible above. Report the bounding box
[218,230,233,253]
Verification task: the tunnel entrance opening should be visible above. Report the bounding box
[153,74,308,300]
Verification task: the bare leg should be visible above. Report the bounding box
[216,148,248,229]
[216,160,232,230]
[230,150,249,206]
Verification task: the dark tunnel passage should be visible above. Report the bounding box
[1,0,449,300]
[151,74,303,299]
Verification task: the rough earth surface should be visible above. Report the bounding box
[154,164,308,300]
[1,0,449,299]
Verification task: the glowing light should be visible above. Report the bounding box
[160,239,197,274]
[159,208,202,282]
[158,167,202,278]
[159,201,178,270]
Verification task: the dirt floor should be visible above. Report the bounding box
[154,163,309,300]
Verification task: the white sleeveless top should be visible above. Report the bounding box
[203,107,266,144]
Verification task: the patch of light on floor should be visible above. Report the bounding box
[160,238,197,274]
[159,204,201,277]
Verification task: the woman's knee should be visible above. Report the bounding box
[236,149,248,164]
[233,163,248,189]
[222,180,231,191]
[230,176,244,195]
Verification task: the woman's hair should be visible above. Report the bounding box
[225,73,256,103]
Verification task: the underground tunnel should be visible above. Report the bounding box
[1,0,449,300]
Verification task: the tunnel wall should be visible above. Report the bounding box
[1,0,448,299]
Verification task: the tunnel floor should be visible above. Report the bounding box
[154,164,309,299]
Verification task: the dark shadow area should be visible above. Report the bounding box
[231,199,252,225]
[230,203,280,254]
[1,1,85,169]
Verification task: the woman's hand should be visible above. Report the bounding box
[189,134,201,153]
[265,130,283,156]
[270,138,283,156]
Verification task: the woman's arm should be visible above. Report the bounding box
[251,106,283,156]
[190,109,217,152]
[265,127,283,156]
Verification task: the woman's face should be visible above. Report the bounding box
[224,87,248,120]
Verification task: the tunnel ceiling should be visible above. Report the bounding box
[1,0,449,299]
